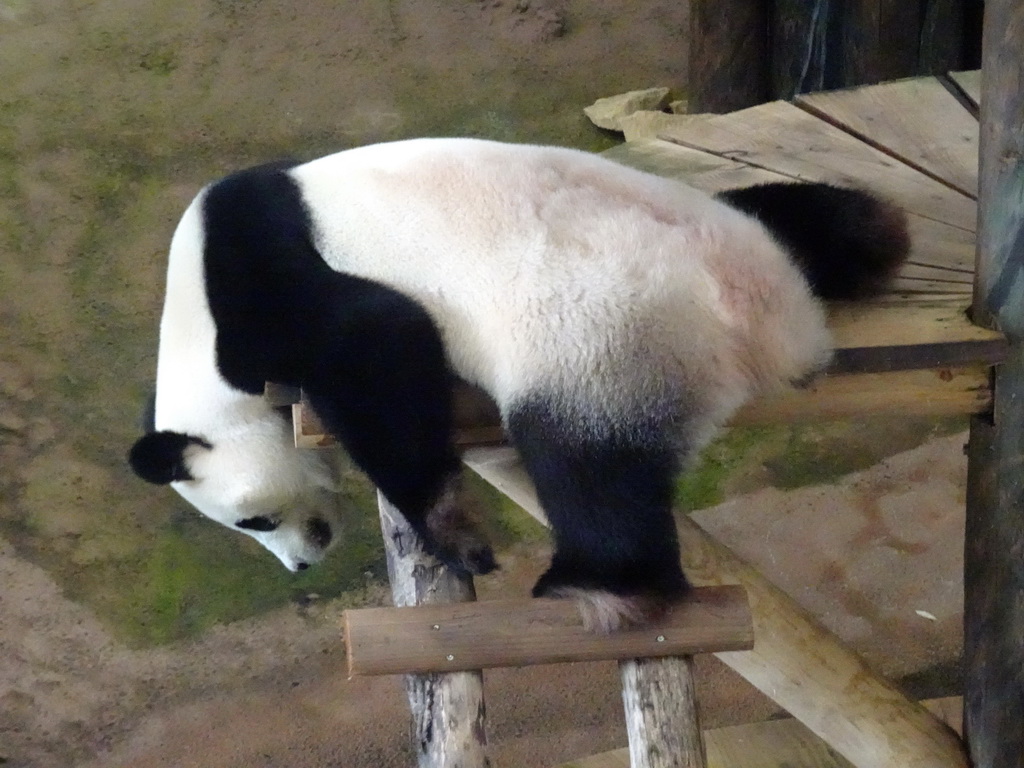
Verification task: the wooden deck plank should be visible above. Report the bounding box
[949,69,982,110]
[733,365,992,425]
[605,140,979,276]
[905,214,977,273]
[603,138,785,191]
[826,299,1001,367]
[344,586,752,676]
[888,277,971,294]
[559,698,962,768]
[795,77,979,197]
[896,263,972,284]
[654,101,977,231]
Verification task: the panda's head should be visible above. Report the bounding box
[128,414,343,572]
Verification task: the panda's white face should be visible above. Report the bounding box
[175,419,344,572]
[174,474,342,573]
[130,408,345,572]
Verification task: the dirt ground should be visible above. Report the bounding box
[0,1,965,766]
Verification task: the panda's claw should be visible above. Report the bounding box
[428,532,497,576]
[422,476,496,576]
[464,543,498,575]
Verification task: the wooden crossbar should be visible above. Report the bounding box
[281,295,1006,449]
[291,363,993,449]
[344,585,752,676]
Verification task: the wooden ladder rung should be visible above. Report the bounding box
[344,585,752,677]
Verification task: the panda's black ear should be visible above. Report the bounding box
[128,431,211,485]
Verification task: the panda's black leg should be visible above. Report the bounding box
[507,396,689,631]
[307,382,496,575]
[299,285,495,575]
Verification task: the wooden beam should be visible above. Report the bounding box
[376,493,489,767]
[344,586,752,676]
[732,365,992,425]
[919,0,968,75]
[289,295,1005,448]
[462,448,969,768]
[964,1,1024,764]
[294,364,993,449]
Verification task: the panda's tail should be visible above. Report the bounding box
[717,181,910,300]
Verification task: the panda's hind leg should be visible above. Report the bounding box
[507,397,689,632]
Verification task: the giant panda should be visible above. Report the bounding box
[128,138,908,630]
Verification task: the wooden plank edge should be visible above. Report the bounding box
[557,697,963,768]
[344,585,753,677]
[829,340,1007,374]
[945,70,981,117]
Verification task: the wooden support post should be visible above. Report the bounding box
[965,0,1024,764]
[377,493,490,768]
[689,0,770,113]
[620,657,706,768]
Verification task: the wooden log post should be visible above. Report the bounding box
[620,657,706,768]
[965,0,1024,764]
[377,493,490,768]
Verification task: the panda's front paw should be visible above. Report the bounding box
[423,478,497,576]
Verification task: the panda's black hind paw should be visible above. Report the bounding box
[532,562,689,632]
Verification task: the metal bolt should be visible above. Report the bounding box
[446,654,455,661]
[432,624,440,630]
[656,635,666,643]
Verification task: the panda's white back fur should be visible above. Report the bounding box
[291,138,831,437]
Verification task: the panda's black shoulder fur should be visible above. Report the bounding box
[200,161,461,516]
[717,182,909,300]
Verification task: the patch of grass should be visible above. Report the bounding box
[674,427,774,512]
[87,484,387,647]
[764,416,965,490]
[464,470,548,548]
[138,47,178,76]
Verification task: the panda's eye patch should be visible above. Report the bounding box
[235,516,280,532]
